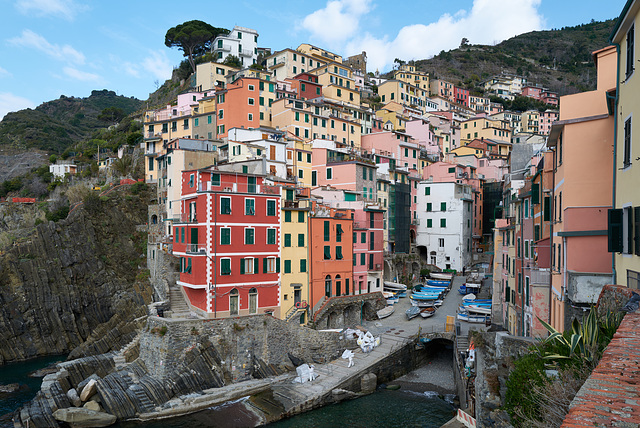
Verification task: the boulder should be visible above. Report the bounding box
[67,388,82,407]
[361,373,377,394]
[79,379,97,402]
[53,408,116,427]
[83,400,101,412]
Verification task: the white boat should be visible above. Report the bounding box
[383,281,408,291]
[430,272,454,280]
[465,305,491,315]
[406,306,421,320]
[419,307,436,318]
[411,298,443,308]
[377,306,395,319]
[457,312,490,323]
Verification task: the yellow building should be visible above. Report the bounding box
[378,80,429,112]
[520,110,540,134]
[309,62,360,106]
[297,43,342,64]
[376,102,413,132]
[393,64,430,92]
[460,117,511,144]
[265,48,324,82]
[610,0,640,289]
[286,140,313,187]
[195,62,240,91]
[280,193,311,324]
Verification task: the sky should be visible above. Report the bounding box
[0,0,627,120]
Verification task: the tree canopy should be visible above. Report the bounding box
[165,21,228,74]
[222,54,242,68]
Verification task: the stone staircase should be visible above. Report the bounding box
[113,332,142,371]
[168,286,192,318]
[456,335,470,355]
[128,384,156,413]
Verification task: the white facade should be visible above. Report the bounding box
[212,26,259,67]
[49,162,77,178]
[416,181,473,271]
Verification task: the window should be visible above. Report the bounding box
[624,117,632,168]
[324,221,330,241]
[298,233,305,247]
[427,203,432,212]
[245,198,255,215]
[285,211,291,222]
[441,202,446,211]
[221,227,231,245]
[438,238,445,248]
[300,259,307,273]
[267,228,276,245]
[361,253,366,265]
[284,260,291,274]
[248,98,255,105]
[361,232,366,243]
[264,257,278,273]
[211,173,220,186]
[298,211,305,223]
[336,246,343,260]
[370,232,374,251]
[245,228,255,245]
[440,218,446,227]
[221,197,231,215]
[221,258,231,275]
[324,245,331,259]
[248,113,253,121]
[425,187,430,196]
[427,219,432,228]
[241,257,256,274]
[267,200,276,216]
[627,24,635,78]
[284,233,291,247]
[326,168,332,179]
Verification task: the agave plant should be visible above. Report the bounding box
[537,307,620,365]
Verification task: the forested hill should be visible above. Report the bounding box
[0,90,143,154]
[413,19,616,96]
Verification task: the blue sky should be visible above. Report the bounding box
[0,0,627,120]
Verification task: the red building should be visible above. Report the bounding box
[309,206,354,310]
[172,169,282,318]
[288,73,323,100]
[454,86,470,107]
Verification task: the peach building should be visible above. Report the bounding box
[546,46,615,332]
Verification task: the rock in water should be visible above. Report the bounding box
[53,408,116,427]
[67,388,82,407]
[79,379,97,402]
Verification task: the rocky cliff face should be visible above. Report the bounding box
[0,186,154,364]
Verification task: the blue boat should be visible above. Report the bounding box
[426,280,450,286]
[411,293,443,301]
[414,284,447,293]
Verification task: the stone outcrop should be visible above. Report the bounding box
[14,315,350,427]
[53,407,117,427]
[0,187,154,364]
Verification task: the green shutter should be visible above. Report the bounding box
[285,234,291,247]
[543,196,551,221]
[427,203,432,212]
[284,260,291,274]
[276,257,280,273]
[324,221,330,241]
[531,183,540,204]
[324,246,331,259]
[635,207,640,256]
[298,211,305,222]
[298,234,304,247]
[240,258,245,274]
[425,187,430,195]
[254,258,259,274]
[608,209,623,253]
[336,246,342,259]
[427,219,432,228]
[440,218,446,227]
[441,202,446,211]
[263,258,268,273]
[285,211,291,222]
[300,259,307,272]
[361,253,365,265]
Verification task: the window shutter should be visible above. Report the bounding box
[531,183,539,204]
[263,258,268,273]
[635,207,640,256]
[254,258,259,274]
[276,257,280,273]
[543,196,550,221]
[240,259,245,274]
[608,209,623,253]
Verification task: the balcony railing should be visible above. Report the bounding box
[530,268,550,284]
[239,49,253,57]
[186,243,206,254]
[173,213,197,223]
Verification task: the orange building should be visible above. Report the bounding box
[308,205,354,311]
[216,76,276,138]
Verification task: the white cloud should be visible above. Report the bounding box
[0,66,11,78]
[8,29,85,64]
[300,0,373,47]
[14,0,87,20]
[63,66,101,82]
[303,0,544,72]
[0,93,35,121]
[140,51,173,82]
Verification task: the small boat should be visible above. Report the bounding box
[406,306,421,320]
[420,307,436,318]
[457,306,490,323]
[417,284,448,291]
[383,281,408,291]
[411,293,442,301]
[430,272,454,280]
[410,298,443,308]
[396,291,407,298]
[461,304,491,315]
[426,279,450,287]
[377,306,395,319]
[461,301,492,308]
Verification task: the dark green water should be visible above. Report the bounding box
[117,389,456,428]
[0,355,66,427]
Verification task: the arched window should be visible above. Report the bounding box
[335,274,342,296]
[325,275,332,298]
[229,288,239,315]
[249,288,257,314]
[151,214,158,224]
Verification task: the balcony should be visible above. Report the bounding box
[239,49,253,57]
[216,44,231,52]
[412,219,420,226]
[173,213,197,224]
[283,199,310,209]
[530,268,550,284]
[186,243,206,254]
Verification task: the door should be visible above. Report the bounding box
[249,288,257,314]
[230,294,239,315]
[294,289,301,306]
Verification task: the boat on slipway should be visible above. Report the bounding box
[406,306,421,320]
[419,307,437,318]
[377,306,395,319]
[430,272,454,281]
[383,281,407,291]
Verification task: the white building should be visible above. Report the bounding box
[212,26,259,67]
[49,161,77,178]
[416,181,473,271]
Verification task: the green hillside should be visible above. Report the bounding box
[0,90,143,154]
[413,19,616,96]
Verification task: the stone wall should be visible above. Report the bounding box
[312,293,386,329]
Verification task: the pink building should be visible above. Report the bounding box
[541,90,559,106]
[539,110,559,135]
[353,208,385,293]
[522,85,543,100]
[454,86,470,107]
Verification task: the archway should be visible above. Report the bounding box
[343,304,356,326]
[327,310,339,329]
